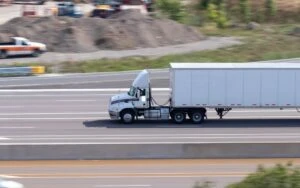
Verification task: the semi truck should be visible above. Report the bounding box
[108,62,300,124]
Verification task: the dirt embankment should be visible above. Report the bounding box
[0,10,205,53]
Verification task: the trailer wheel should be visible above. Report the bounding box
[120,110,135,124]
[190,111,204,124]
[172,111,186,124]
[0,50,7,59]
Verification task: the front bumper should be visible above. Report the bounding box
[109,110,119,120]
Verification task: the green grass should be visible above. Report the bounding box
[20,24,300,73]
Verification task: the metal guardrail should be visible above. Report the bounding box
[0,66,45,76]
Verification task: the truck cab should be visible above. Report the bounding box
[109,69,172,124]
[109,70,152,123]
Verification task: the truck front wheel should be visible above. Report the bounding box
[171,111,186,124]
[120,110,135,124]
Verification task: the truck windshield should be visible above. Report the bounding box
[128,86,136,97]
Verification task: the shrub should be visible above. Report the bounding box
[198,0,224,10]
[227,163,300,188]
[207,2,228,28]
[155,0,185,21]
[265,0,277,19]
[253,7,265,23]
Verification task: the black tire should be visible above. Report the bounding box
[120,110,135,124]
[32,49,41,57]
[171,111,186,124]
[0,50,7,59]
[190,111,204,124]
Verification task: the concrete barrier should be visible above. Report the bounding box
[0,143,300,160]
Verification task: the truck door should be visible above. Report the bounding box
[133,88,148,108]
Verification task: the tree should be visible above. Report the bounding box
[155,0,185,21]
[239,0,251,22]
[265,0,277,19]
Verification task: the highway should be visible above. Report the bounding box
[0,159,300,188]
[2,88,300,144]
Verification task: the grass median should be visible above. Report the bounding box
[15,24,300,73]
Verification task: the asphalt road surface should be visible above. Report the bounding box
[2,89,300,145]
[1,159,300,188]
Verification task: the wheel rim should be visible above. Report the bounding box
[33,51,39,57]
[192,112,202,123]
[123,113,133,123]
[174,112,184,122]
[0,51,6,58]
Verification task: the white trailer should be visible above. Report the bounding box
[108,62,300,124]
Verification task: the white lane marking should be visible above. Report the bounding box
[14,175,246,179]
[0,137,10,140]
[219,116,300,118]
[0,106,23,108]
[0,88,170,92]
[1,141,300,145]
[0,117,107,120]
[0,127,34,129]
[7,135,300,140]
[56,100,98,102]
[0,77,167,88]
[6,133,300,138]
[0,126,35,129]
[2,115,300,120]
[1,111,300,116]
[0,112,106,115]
[0,110,299,115]
[206,110,300,113]
[0,94,119,97]
[94,185,151,187]
[0,94,167,97]
[0,175,20,178]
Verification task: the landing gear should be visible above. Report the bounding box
[215,108,232,119]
